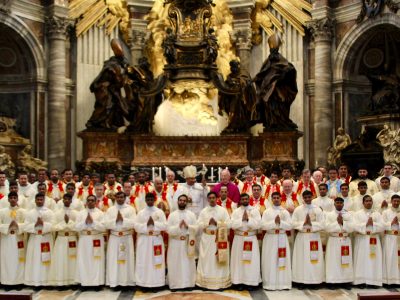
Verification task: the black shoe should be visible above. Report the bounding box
[327,284,335,290]
[297,284,304,290]
[343,284,352,290]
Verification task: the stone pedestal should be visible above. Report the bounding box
[77,131,131,166]
[131,135,250,167]
[250,131,304,165]
[79,131,303,169]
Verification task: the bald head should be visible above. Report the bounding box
[166,170,175,183]
[154,177,163,192]
[221,169,230,184]
[313,170,323,184]
[282,179,293,194]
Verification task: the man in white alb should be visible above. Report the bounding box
[105,191,136,288]
[353,194,384,287]
[49,193,78,286]
[24,193,55,286]
[134,192,167,288]
[324,197,354,288]
[75,195,106,287]
[167,194,197,290]
[382,194,400,285]
[0,191,26,286]
[292,190,325,288]
[196,192,231,290]
[375,163,400,193]
[230,193,261,289]
[261,192,292,290]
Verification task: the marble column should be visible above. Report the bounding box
[129,29,147,66]
[46,15,70,170]
[230,0,255,72]
[127,2,150,66]
[308,17,335,167]
[235,29,253,71]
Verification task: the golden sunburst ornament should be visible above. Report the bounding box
[69,0,130,39]
[68,0,312,46]
[251,0,312,45]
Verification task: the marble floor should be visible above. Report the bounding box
[1,286,398,300]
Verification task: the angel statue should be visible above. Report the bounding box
[327,127,352,166]
[0,146,15,178]
[377,124,398,164]
[18,145,47,173]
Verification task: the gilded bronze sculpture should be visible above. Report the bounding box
[254,34,298,131]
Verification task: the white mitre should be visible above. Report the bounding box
[183,165,197,178]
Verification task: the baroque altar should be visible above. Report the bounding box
[78,0,303,169]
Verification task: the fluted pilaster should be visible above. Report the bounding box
[46,14,71,170]
[308,17,335,167]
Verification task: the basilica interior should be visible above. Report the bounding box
[0,0,400,299]
[0,0,398,175]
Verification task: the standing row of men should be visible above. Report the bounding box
[1,187,400,291]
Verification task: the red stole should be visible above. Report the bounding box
[242,181,253,193]
[253,175,267,186]
[264,183,281,198]
[47,181,64,196]
[77,184,94,199]
[162,182,178,194]
[281,192,299,207]
[296,181,317,198]
[217,198,233,215]
[134,183,150,197]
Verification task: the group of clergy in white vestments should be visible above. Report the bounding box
[1,163,400,291]
[1,188,400,291]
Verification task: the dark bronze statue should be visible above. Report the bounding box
[205,28,218,65]
[218,60,256,133]
[367,67,400,113]
[129,57,163,133]
[254,34,298,131]
[86,39,160,132]
[162,28,177,65]
[86,39,132,130]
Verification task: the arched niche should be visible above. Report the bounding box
[334,13,400,139]
[0,14,47,159]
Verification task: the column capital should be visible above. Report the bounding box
[307,17,335,42]
[128,29,148,50]
[234,29,252,50]
[45,16,72,39]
